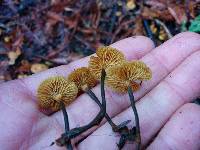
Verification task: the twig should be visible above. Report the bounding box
[185,0,191,28]
[128,86,141,150]
[155,19,173,38]
[167,7,181,24]
[142,19,156,46]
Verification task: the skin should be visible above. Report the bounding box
[0,32,200,150]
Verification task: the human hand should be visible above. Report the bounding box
[0,32,200,150]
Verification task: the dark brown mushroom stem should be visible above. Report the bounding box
[86,89,115,127]
[85,68,131,132]
[128,86,141,150]
[56,69,106,145]
[60,102,73,150]
[85,88,131,132]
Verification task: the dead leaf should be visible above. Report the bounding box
[126,0,136,10]
[132,17,144,35]
[8,49,21,65]
[31,63,48,73]
[17,74,28,79]
[168,6,187,24]
[4,36,11,43]
[142,7,173,21]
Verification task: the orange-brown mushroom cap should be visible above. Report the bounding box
[89,46,125,79]
[37,76,78,111]
[106,61,152,93]
[67,67,97,91]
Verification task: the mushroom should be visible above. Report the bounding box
[67,67,97,92]
[89,46,125,79]
[106,60,152,150]
[106,61,152,93]
[37,76,78,111]
[55,70,106,148]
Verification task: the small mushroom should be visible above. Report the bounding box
[106,60,152,149]
[89,46,125,80]
[37,76,78,111]
[67,67,97,92]
[106,61,152,93]
[54,70,106,148]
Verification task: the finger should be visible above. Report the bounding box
[147,103,200,150]
[78,50,200,149]
[21,36,154,96]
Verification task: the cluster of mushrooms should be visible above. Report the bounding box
[37,46,152,150]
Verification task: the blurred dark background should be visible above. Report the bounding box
[0,0,199,82]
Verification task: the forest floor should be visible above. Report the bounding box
[0,0,199,82]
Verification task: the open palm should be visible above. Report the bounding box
[0,32,200,150]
